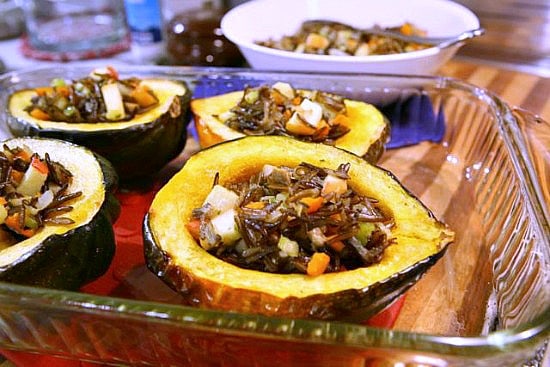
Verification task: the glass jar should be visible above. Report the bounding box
[0,0,24,40]
[18,0,129,54]
[164,0,244,66]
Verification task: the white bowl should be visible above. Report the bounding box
[221,0,480,75]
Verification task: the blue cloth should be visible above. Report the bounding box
[380,93,445,149]
[190,77,445,149]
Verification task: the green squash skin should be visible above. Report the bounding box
[142,136,454,321]
[0,209,116,290]
[6,82,192,182]
[363,128,388,163]
[0,138,121,290]
[144,220,447,320]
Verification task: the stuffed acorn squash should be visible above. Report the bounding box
[191,82,389,163]
[6,67,192,181]
[0,137,120,290]
[143,136,454,320]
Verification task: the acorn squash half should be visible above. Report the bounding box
[0,137,120,290]
[191,88,389,163]
[143,136,454,321]
[6,79,191,181]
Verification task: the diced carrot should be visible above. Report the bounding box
[0,197,7,205]
[29,108,51,121]
[291,96,302,105]
[20,227,36,238]
[55,85,71,97]
[271,90,286,105]
[300,196,324,214]
[4,213,19,228]
[328,240,346,252]
[283,109,292,120]
[400,23,413,36]
[10,170,23,183]
[185,218,201,240]
[30,155,49,175]
[14,149,31,162]
[107,66,119,80]
[346,38,359,51]
[285,114,317,136]
[5,213,36,238]
[305,33,330,50]
[330,113,349,126]
[313,120,329,140]
[35,87,54,96]
[307,252,331,276]
[130,84,158,108]
[245,201,266,210]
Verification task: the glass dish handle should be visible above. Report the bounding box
[510,107,549,367]
[511,107,549,211]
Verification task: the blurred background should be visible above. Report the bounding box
[0,0,548,75]
[454,0,549,76]
[0,1,548,366]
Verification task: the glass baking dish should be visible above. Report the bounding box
[0,66,548,367]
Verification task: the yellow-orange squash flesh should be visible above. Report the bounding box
[191,90,389,163]
[0,137,120,289]
[143,136,454,321]
[7,79,191,181]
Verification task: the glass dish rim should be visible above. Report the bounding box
[0,281,548,358]
[0,65,548,360]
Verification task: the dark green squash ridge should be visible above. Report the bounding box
[7,79,192,181]
[0,137,120,290]
[143,136,454,321]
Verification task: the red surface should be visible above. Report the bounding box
[20,35,131,62]
[1,188,405,366]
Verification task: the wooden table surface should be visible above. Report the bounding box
[437,58,549,123]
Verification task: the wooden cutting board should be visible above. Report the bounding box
[438,59,549,122]
[390,59,549,336]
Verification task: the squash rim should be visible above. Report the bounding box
[0,137,106,267]
[146,136,454,299]
[7,79,188,132]
[190,90,389,159]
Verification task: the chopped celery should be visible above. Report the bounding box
[63,105,76,117]
[50,78,66,87]
[244,89,259,104]
[101,83,125,121]
[54,97,68,111]
[356,222,375,244]
[277,235,299,257]
[24,215,39,229]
